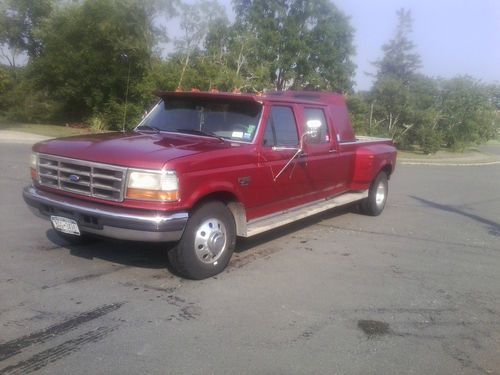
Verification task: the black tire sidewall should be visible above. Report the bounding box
[367,172,388,216]
[171,201,236,279]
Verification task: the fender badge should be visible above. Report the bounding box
[238,176,251,187]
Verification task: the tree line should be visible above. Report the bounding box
[0,0,498,151]
[349,9,499,152]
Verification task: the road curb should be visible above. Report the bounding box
[400,160,500,166]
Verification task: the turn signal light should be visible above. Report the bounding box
[126,188,178,202]
[30,153,38,180]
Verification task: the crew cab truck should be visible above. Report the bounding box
[23,90,397,279]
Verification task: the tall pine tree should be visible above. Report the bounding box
[373,8,421,85]
[369,9,422,144]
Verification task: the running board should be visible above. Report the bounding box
[244,190,368,237]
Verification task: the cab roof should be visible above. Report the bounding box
[154,90,346,107]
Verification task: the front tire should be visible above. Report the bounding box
[168,201,236,279]
[360,171,388,216]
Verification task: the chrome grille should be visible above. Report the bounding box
[37,154,127,202]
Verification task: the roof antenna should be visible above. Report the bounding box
[120,53,131,133]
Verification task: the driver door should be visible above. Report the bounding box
[253,105,312,218]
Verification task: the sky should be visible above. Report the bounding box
[188,0,500,91]
[332,0,500,90]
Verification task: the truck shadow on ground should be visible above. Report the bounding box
[44,204,358,273]
[410,195,500,237]
[45,229,169,269]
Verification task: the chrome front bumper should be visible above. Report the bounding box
[23,185,188,242]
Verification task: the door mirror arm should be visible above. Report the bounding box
[273,131,310,181]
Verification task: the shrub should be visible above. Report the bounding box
[88,115,108,133]
[101,100,144,131]
[415,127,441,154]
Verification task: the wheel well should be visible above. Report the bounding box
[193,191,238,207]
[192,192,247,237]
[381,164,393,179]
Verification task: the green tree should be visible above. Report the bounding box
[174,0,227,89]
[0,0,53,69]
[346,93,370,135]
[204,20,268,91]
[0,64,11,113]
[373,9,421,83]
[408,75,442,153]
[439,76,497,150]
[29,0,170,127]
[232,0,355,92]
[485,83,500,110]
[370,8,422,146]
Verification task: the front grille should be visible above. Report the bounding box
[37,154,127,202]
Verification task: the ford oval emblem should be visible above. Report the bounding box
[69,174,80,182]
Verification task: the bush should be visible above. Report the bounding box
[101,100,144,131]
[88,115,108,133]
[347,94,370,135]
[5,88,62,123]
[415,127,441,154]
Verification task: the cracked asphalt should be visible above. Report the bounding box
[1,142,499,374]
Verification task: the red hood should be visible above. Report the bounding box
[33,131,231,169]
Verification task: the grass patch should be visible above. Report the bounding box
[398,149,485,160]
[398,138,500,160]
[398,145,500,163]
[0,122,91,138]
[486,138,500,146]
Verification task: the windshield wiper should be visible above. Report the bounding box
[135,124,161,133]
[175,129,226,141]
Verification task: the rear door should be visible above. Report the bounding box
[300,105,346,198]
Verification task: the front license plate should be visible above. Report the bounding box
[50,216,80,236]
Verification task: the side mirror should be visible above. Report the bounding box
[305,119,322,137]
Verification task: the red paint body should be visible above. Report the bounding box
[32,91,397,221]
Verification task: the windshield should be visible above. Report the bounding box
[137,97,262,142]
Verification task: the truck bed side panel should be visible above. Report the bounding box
[350,143,397,190]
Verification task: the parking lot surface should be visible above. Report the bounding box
[1,142,499,374]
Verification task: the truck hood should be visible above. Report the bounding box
[33,131,232,169]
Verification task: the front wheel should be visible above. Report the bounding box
[360,171,388,216]
[168,201,236,280]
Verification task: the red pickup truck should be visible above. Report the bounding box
[23,90,396,279]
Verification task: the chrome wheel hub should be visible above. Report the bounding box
[194,218,227,264]
[375,181,386,207]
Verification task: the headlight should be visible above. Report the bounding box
[30,153,38,180]
[126,169,179,202]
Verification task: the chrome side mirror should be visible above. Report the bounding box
[273,120,324,181]
[305,119,322,137]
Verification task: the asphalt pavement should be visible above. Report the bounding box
[0,130,50,144]
[1,141,499,374]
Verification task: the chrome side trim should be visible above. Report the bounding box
[338,136,392,146]
[244,191,368,237]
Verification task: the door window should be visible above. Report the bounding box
[304,107,329,144]
[263,106,299,147]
